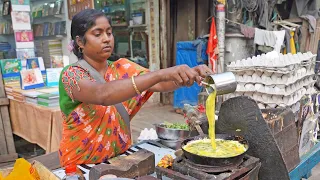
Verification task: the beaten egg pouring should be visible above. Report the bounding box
[184,75,246,158]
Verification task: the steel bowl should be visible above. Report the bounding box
[159,138,183,150]
[154,123,190,140]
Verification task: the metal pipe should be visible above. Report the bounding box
[216,3,225,73]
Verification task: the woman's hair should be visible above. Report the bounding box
[71,9,111,59]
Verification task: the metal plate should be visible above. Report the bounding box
[216,96,290,180]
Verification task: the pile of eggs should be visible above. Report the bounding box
[225,51,317,110]
[228,51,315,69]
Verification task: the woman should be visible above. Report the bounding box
[59,9,213,167]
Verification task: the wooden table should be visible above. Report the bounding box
[9,100,63,153]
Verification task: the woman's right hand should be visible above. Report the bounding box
[160,65,201,87]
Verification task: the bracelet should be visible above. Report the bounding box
[131,76,141,95]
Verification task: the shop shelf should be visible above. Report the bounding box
[32,14,65,23]
[112,23,128,27]
[0,33,13,36]
[0,15,11,20]
[34,34,66,40]
[129,24,147,28]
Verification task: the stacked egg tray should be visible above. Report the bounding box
[228,52,315,73]
[225,51,317,110]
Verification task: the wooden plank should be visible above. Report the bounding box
[166,0,172,68]
[0,161,16,168]
[310,19,320,54]
[187,0,196,40]
[0,105,8,155]
[0,152,61,170]
[176,0,196,41]
[28,151,60,170]
[0,67,6,98]
[0,98,9,106]
[286,18,303,23]
[160,0,168,69]
[307,19,319,53]
[0,153,18,164]
[170,0,177,67]
[305,33,311,52]
[196,0,210,37]
[1,106,16,154]
[172,0,178,66]
[300,19,309,53]
[160,0,169,104]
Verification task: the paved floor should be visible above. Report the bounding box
[131,103,185,142]
[132,104,320,179]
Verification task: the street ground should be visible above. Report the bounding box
[132,104,320,179]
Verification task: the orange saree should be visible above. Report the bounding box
[58,58,153,167]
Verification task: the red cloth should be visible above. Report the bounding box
[207,18,218,72]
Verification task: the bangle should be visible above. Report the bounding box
[131,76,141,95]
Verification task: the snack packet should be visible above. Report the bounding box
[2,158,40,180]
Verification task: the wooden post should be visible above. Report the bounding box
[0,62,16,162]
[160,0,168,70]
[309,19,320,54]
[285,18,320,53]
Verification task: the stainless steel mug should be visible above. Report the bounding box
[203,72,237,95]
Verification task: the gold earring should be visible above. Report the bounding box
[78,47,83,53]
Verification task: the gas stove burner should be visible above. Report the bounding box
[156,154,262,180]
[180,155,244,173]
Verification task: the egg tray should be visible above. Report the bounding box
[235,68,314,86]
[236,76,315,96]
[259,101,301,113]
[227,52,316,70]
[228,61,314,75]
[224,85,316,107]
[223,95,301,112]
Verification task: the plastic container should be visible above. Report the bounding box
[62,165,85,180]
[132,13,143,25]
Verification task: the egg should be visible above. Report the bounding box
[269,104,277,108]
[246,70,254,76]
[252,73,260,81]
[263,71,273,77]
[258,103,265,109]
[283,96,290,104]
[255,71,263,77]
[245,83,254,90]
[282,74,289,82]
[255,84,263,91]
[262,94,269,102]
[243,74,250,81]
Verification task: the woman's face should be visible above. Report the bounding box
[81,16,114,62]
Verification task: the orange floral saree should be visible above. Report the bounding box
[58,58,153,167]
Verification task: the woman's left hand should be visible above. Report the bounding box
[193,64,214,83]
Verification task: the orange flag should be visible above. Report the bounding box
[207,17,218,72]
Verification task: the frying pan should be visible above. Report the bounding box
[181,134,249,166]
